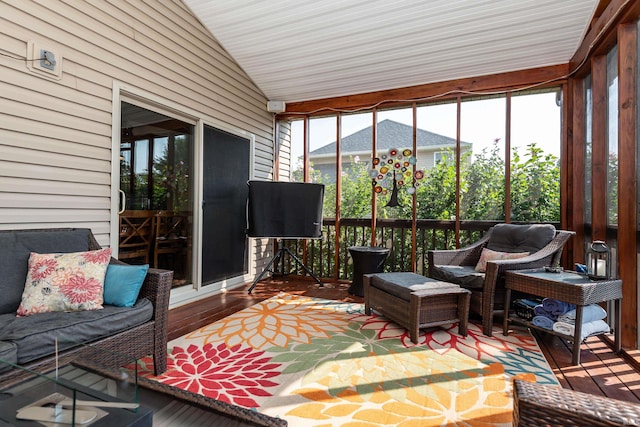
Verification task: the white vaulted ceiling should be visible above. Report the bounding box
[183,0,598,103]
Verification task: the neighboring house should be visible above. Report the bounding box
[0,1,274,305]
[308,119,472,181]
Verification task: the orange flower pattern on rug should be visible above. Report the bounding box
[140,293,557,426]
[186,294,349,350]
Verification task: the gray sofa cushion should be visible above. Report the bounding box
[369,272,459,301]
[0,299,153,364]
[429,265,486,289]
[486,223,556,254]
[0,229,92,314]
[0,341,18,369]
[0,341,17,370]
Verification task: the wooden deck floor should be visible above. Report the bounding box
[168,277,640,406]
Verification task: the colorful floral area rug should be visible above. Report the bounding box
[139,293,558,426]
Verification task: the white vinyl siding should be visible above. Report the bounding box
[0,0,273,247]
[277,121,293,181]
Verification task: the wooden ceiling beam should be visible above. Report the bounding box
[280,64,569,118]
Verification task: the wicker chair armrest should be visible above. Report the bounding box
[129,265,172,375]
[513,379,640,426]
[486,254,554,272]
[138,268,173,319]
[486,229,576,275]
[428,231,492,268]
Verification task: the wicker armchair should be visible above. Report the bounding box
[428,224,574,336]
[513,379,640,426]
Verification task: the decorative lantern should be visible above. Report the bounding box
[586,240,611,280]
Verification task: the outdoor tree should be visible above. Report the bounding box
[151,135,192,211]
[340,157,377,218]
[460,143,506,220]
[510,143,560,222]
[415,149,458,220]
[307,141,560,223]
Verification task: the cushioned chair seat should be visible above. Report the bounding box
[429,265,485,289]
[0,299,153,364]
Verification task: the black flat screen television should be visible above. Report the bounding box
[247,181,325,239]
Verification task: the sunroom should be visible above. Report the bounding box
[1,0,640,424]
[198,0,640,353]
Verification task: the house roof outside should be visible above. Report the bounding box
[309,119,472,158]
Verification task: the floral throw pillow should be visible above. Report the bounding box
[474,247,530,273]
[16,248,112,316]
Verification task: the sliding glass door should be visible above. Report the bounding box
[119,101,194,288]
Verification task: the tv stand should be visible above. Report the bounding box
[248,240,323,293]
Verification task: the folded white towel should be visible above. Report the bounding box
[552,321,574,336]
[557,304,607,324]
[552,320,610,341]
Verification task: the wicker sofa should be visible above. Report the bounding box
[513,379,640,426]
[0,228,172,384]
[428,224,575,336]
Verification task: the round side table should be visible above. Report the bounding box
[348,246,390,297]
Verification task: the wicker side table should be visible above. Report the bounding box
[504,269,622,365]
[513,379,640,427]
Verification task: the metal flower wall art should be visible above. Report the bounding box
[369,148,425,207]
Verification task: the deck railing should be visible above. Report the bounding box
[281,218,508,281]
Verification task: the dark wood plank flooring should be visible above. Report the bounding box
[169,277,640,406]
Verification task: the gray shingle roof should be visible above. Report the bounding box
[310,119,471,155]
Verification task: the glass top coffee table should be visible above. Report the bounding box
[0,336,286,426]
[0,338,150,426]
[503,268,622,365]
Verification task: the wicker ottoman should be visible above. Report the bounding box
[364,272,471,343]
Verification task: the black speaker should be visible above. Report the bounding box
[247,181,324,238]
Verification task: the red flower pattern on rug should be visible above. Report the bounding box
[354,311,541,361]
[141,342,282,408]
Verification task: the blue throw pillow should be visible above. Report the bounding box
[103,264,149,307]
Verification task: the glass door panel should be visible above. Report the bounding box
[120,102,194,288]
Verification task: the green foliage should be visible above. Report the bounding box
[416,149,457,220]
[308,142,560,223]
[510,143,560,222]
[460,143,505,220]
[581,147,619,225]
[340,159,376,218]
[607,153,618,224]
[151,136,192,211]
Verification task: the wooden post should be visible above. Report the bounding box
[617,22,638,349]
